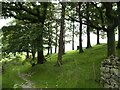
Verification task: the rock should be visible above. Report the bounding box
[104,73,111,79]
[105,67,110,73]
[101,56,120,88]
[104,83,111,88]
[101,77,105,81]
[113,68,118,75]
[100,67,106,72]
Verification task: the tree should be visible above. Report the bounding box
[97,29,100,45]
[78,2,84,53]
[117,25,120,48]
[72,21,75,50]
[68,2,120,56]
[57,2,65,65]
[86,3,92,49]
[2,2,52,64]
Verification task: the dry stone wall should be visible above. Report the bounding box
[100,55,120,88]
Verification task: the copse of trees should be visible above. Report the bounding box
[1,2,120,66]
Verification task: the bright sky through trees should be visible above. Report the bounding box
[0,18,118,53]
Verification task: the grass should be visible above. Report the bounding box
[2,43,120,88]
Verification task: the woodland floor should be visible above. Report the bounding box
[2,42,120,88]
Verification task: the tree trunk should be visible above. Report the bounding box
[97,29,100,45]
[37,50,44,64]
[55,46,57,53]
[86,3,91,49]
[37,3,47,64]
[26,51,29,59]
[78,3,83,53]
[47,22,50,55]
[72,21,74,50]
[86,26,92,49]
[51,47,52,54]
[32,51,35,67]
[107,26,116,56]
[63,32,65,54]
[48,46,50,55]
[79,20,83,53]
[57,3,65,65]
[117,25,120,48]
[37,26,44,64]
[32,51,35,60]
[55,25,58,53]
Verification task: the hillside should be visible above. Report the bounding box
[2,43,120,88]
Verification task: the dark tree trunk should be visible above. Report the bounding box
[37,50,44,64]
[117,25,120,48]
[86,3,91,49]
[97,29,100,45]
[55,46,57,53]
[32,51,35,67]
[63,32,65,54]
[48,46,50,55]
[79,20,83,53]
[78,3,83,53]
[37,3,47,64]
[107,26,116,56]
[26,51,29,59]
[72,21,74,50]
[37,26,44,64]
[32,51,35,60]
[47,23,50,55]
[57,3,65,65]
[55,25,58,53]
[51,47,52,54]
[86,26,92,49]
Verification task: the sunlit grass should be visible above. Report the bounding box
[2,42,120,88]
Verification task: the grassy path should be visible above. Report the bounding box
[17,69,35,88]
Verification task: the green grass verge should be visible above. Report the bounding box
[2,43,120,88]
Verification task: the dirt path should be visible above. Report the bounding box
[17,70,35,88]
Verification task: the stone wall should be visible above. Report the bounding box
[100,55,120,88]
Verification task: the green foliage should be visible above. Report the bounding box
[13,84,22,88]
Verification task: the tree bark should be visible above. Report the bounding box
[72,21,74,50]
[47,23,50,55]
[57,3,65,65]
[37,50,44,64]
[117,25,120,48]
[78,3,83,53]
[37,25,44,64]
[55,33,57,53]
[32,51,35,60]
[26,51,29,59]
[37,3,48,64]
[63,32,65,54]
[97,29,100,45]
[86,3,91,49]
[79,20,83,53]
[107,26,116,56]
[86,26,92,49]
[51,47,52,54]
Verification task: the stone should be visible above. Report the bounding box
[101,77,105,80]
[101,72,104,76]
[101,67,106,72]
[113,68,118,75]
[104,83,111,88]
[105,67,110,73]
[101,56,120,88]
[104,73,111,79]
[114,84,118,88]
